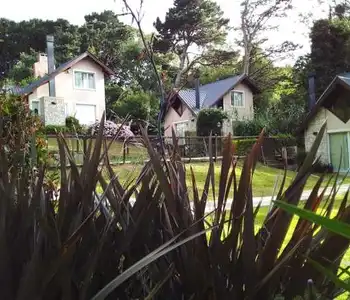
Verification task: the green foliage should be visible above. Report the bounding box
[2,12,160,91]
[234,101,305,136]
[233,138,256,156]
[0,113,349,299]
[43,117,82,135]
[65,116,83,133]
[112,90,159,127]
[198,62,239,85]
[308,17,350,99]
[197,108,228,136]
[154,0,231,86]
[44,125,68,134]
[0,92,45,164]
[6,49,38,83]
[154,0,229,52]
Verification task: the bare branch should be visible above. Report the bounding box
[238,0,296,75]
[120,0,166,142]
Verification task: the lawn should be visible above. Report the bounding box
[253,196,350,300]
[111,162,350,199]
[47,145,350,298]
[47,137,149,163]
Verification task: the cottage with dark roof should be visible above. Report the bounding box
[299,73,350,171]
[16,35,114,126]
[164,74,259,137]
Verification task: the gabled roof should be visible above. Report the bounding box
[176,74,259,114]
[298,73,350,133]
[16,51,115,96]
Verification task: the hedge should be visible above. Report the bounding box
[233,138,256,156]
[43,125,69,134]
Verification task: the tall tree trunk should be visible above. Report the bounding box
[243,47,251,75]
[241,0,251,75]
[174,51,187,88]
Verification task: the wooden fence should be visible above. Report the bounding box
[45,134,297,167]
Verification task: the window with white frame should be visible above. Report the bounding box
[74,71,96,89]
[231,91,244,107]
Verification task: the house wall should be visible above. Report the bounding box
[29,57,106,124]
[41,96,65,126]
[305,108,350,165]
[222,82,254,135]
[164,105,196,137]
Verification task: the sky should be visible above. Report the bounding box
[0,0,332,65]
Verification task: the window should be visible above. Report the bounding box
[231,91,244,107]
[31,100,40,115]
[74,71,96,89]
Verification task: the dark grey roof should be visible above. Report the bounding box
[177,74,259,113]
[15,51,115,96]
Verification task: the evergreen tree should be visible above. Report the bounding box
[154,0,230,87]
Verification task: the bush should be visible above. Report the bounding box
[233,138,256,156]
[43,125,68,134]
[0,93,45,164]
[197,108,228,136]
[65,116,83,133]
[88,120,134,139]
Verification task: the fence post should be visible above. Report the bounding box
[83,137,87,155]
[123,142,126,164]
[76,138,80,153]
[215,135,218,162]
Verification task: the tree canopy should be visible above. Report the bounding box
[154,0,232,87]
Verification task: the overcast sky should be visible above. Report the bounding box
[1,0,331,65]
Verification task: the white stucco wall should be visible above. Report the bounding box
[304,108,328,164]
[164,105,196,137]
[305,108,350,165]
[29,57,106,123]
[222,82,254,135]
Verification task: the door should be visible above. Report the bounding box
[75,104,96,125]
[329,132,349,171]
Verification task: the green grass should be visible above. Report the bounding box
[253,197,350,299]
[111,162,350,198]
[47,137,149,163]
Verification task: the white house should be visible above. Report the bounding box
[164,74,260,137]
[17,35,114,126]
[299,73,350,172]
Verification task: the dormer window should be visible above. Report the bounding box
[231,90,244,107]
[74,71,96,90]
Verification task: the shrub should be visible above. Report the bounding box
[43,125,68,134]
[65,116,83,133]
[197,108,228,136]
[233,138,256,156]
[0,93,45,164]
[88,120,134,139]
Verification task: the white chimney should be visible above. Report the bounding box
[33,53,48,78]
